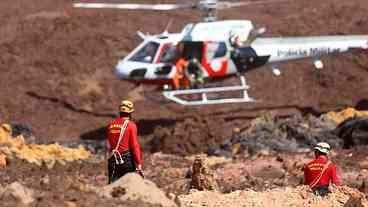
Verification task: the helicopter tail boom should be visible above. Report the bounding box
[251,35,368,63]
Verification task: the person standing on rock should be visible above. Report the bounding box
[107,100,143,184]
[304,142,339,196]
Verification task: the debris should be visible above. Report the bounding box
[64,201,78,207]
[324,108,368,124]
[58,139,107,154]
[178,185,368,207]
[0,153,6,167]
[186,154,230,167]
[98,173,177,207]
[189,155,218,191]
[334,117,368,148]
[40,175,50,186]
[210,114,342,156]
[359,160,368,169]
[10,123,36,143]
[359,179,368,194]
[0,124,91,167]
[343,193,364,207]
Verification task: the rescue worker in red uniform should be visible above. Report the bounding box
[304,142,340,196]
[107,100,143,184]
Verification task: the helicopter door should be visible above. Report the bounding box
[181,42,203,60]
[202,41,228,77]
[154,43,176,76]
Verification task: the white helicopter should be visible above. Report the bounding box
[74,0,368,105]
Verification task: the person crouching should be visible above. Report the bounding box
[304,142,340,196]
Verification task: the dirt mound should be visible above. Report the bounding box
[97,173,177,207]
[179,185,368,207]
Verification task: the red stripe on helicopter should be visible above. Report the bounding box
[201,42,228,77]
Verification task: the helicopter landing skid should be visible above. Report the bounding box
[162,76,255,105]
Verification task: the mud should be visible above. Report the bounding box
[1,146,368,206]
[1,0,368,148]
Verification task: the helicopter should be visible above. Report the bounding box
[73,0,368,105]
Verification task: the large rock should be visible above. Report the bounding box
[1,182,35,204]
[98,173,177,207]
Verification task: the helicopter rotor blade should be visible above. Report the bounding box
[216,0,289,9]
[73,3,194,11]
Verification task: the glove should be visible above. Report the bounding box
[137,169,145,178]
[136,165,144,178]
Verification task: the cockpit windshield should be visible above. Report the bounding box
[129,42,159,63]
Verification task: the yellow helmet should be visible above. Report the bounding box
[119,100,134,113]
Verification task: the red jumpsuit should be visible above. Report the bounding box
[107,117,142,166]
[304,155,339,188]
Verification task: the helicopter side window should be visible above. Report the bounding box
[206,42,227,60]
[159,44,176,64]
[129,42,159,63]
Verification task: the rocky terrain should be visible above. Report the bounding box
[2,109,368,206]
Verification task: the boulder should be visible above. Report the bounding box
[1,182,35,204]
[98,173,177,207]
